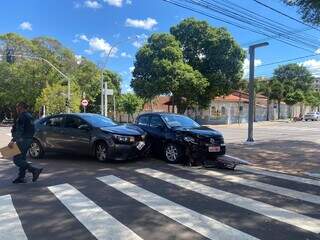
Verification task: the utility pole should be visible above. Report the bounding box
[247,42,269,143]
[104,82,108,117]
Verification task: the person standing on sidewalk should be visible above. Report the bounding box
[8,102,43,184]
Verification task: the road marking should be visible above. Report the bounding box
[226,155,320,187]
[172,165,320,205]
[48,184,142,240]
[0,195,28,240]
[98,175,259,240]
[136,168,320,234]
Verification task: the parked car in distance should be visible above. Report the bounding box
[136,113,226,163]
[30,113,148,161]
[304,112,320,121]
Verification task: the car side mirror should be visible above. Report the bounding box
[79,125,91,131]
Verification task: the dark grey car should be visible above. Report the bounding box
[29,113,148,161]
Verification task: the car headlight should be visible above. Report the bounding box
[113,134,135,143]
[184,136,197,144]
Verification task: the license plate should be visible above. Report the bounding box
[137,141,145,150]
[208,146,221,152]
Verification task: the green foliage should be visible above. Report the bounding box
[284,90,304,106]
[118,93,144,118]
[304,91,320,108]
[0,33,115,115]
[170,18,246,97]
[35,83,81,115]
[131,33,209,113]
[283,0,320,25]
[273,63,314,95]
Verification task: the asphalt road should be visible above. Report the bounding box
[0,125,320,240]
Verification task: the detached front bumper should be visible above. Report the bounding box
[107,141,151,161]
[185,141,226,160]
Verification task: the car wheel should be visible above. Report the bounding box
[29,139,44,159]
[95,141,108,162]
[164,143,182,164]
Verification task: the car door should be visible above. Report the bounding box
[147,115,168,153]
[42,116,66,151]
[63,116,91,155]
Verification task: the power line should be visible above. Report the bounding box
[183,0,319,50]
[164,0,316,53]
[252,0,320,33]
[258,54,320,68]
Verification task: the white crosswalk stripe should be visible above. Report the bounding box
[48,183,143,240]
[98,175,259,240]
[0,195,28,240]
[136,168,320,234]
[235,164,320,187]
[172,165,320,204]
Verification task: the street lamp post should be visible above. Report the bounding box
[247,42,269,143]
[100,36,138,117]
[1,53,72,113]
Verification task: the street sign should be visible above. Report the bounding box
[105,89,114,95]
[81,99,89,107]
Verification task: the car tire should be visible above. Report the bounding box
[29,139,44,159]
[95,141,108,162]
[163,143,183,164]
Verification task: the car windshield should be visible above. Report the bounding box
[162,115,200,128]
[81,115,117,127]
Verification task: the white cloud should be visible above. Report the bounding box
[125,17,158,30]
[77,35,117,57]
[120,52,132,58]
[79,34,89,41]
[19,22,32,31]
[132,34,148,48]
[88,37,118,56]
[126,0,132,4]
[301,59,320,77]
[75,55,83,64]
[104,0,123,7]
[315,48,320,54]
[129,66,135,73]
[84,0,102,9]
[243,58,262,77]
[74,2,82,8]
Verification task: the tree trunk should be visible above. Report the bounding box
[277,99,281,119]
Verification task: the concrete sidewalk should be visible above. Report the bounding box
[208,121,320,177]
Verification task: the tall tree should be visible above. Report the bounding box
[131,33,209,113]
[269,80,284,119]
[284,90,304,118]
[170,18,246,105]
[283,0,320,25]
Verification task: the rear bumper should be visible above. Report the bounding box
[108,142,151,161]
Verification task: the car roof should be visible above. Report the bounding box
[138,112,185,118]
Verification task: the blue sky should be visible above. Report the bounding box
[1,0,320,92]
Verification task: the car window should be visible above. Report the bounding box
[150,116,164,127]
[65,117,87,129]
[137,115,149,126]
[162,115,200,128]
[81,115,117,127]
[45,116,64,128]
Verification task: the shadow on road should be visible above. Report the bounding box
[228,140,320,173]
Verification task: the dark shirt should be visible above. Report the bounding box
[11,112,35,141]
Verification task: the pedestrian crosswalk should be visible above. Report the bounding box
[1,166,320,240]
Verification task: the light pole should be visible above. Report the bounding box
[100,36,138,116]
[1,53,72,113]
[247,42,269,143]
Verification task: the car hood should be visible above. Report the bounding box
[174,126,222,138]
[100,124,144,136]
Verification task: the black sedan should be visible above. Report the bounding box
[29,113,148,161]
[136,113,226,163]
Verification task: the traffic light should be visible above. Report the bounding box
[6,48,15,64]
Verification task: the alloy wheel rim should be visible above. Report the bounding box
[30,142,40,157]
[97,145,107,161]
[166,145,178,162]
